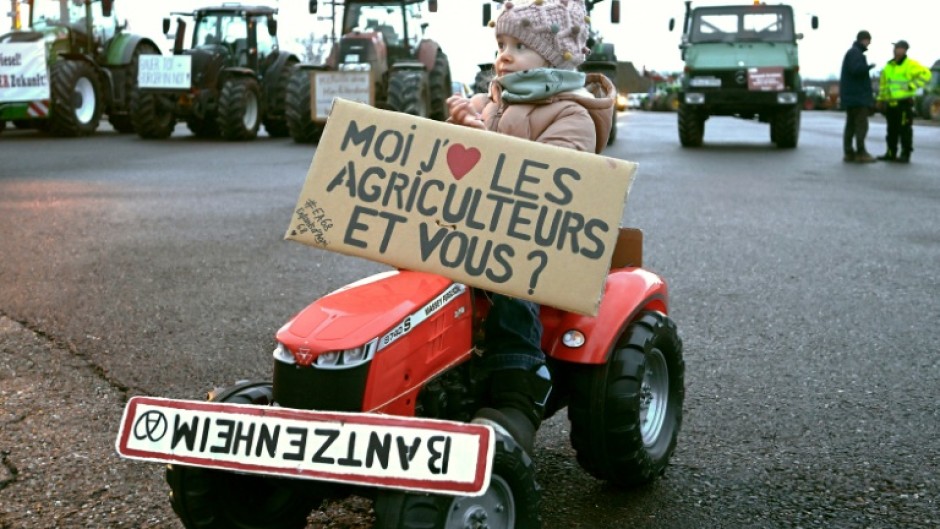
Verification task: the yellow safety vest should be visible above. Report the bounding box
[878,57,932,101]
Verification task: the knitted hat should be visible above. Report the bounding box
[494,0,591,70]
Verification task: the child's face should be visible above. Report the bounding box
[495,34,550,76]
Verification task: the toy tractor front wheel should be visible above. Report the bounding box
[49,59,102,137]
[567,311,684,487]
[165,381,324,529]
[217,76,262,141]
[373,431,542,529]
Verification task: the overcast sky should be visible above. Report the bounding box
[123,0,940,85]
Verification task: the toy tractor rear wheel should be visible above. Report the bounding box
[388,70,430,118]
[263,58,298,137]
[567,311,684,487]
[285,67,322,144]
[373,431,542,529]
[49,59,102,137]
[428,49,452,121]
[111,42,161,133]
[165,381,324,529]
[217,76,262,141]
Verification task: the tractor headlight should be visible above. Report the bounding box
[777,92,798,104]
[314,339,378,370]
[684,92,705,104]
[562,330,586,348]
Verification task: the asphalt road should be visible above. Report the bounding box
[1,111,938,529]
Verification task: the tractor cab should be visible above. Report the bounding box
[176,6,280,73]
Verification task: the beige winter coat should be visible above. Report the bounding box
[464,72,616,154]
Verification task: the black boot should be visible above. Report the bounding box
[473,366,552,454]
[898,150,911,163]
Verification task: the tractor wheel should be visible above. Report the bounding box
[387,70,430,118]
[373,431,541,529]
[924,95,940,121]
[49,59,102,137]
[165,381,325,529]
[285,67,322,144]
[217,76,262,141]
[567,311,684,487]
[263,58,298,138]
[130,90,176,139]
[677,104,704,147]
[110,41,161,133]
[428,49,452,121]
[472,66,494,95]
[773,105,800,148]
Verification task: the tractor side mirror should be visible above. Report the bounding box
[428,0,437,13]
[162,17,171,35]
[811,15,819,30]
[268,17,278,36]
[101,0,112,17]
[309,1,317,14]
[668,18,675,32]
[483,4,492,26]
[610,0,620,24]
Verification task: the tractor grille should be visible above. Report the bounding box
[272,359,369,412]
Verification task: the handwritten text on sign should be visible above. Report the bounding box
[115,396,494,496]
[138,55,192,90]
[313,71,373,121]
[286,100,636,315]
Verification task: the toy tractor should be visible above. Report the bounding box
[0,0,161,136]
[286,0,451,143]
[474,0,621,145]
[130,5,299,141]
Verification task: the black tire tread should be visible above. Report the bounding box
[568,311,685,487]
[263,57,298,137]
[387,70,428,118]
[773,106,800,148]
[427,50,451,121]
[678,104,704,147]
[217,76,261,141]
[49,60,102,137]
[285,67,322,144]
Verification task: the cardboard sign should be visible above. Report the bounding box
[116,396,494,496]
[748,67,785,91]
[138,55,192,90]
[312,70,374,122]
[0,42,50,101]
[286,99,636,315]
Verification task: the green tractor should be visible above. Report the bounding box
[286,0,452,144]
[670,1,818,148]
[0,0,161,136]
[130,5,300,140]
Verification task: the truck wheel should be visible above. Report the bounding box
[285,67,322,144]
[165,381,324,529]
[217,76,262,141]
[428,50,452,121]
[773,106,800,148]
[49,59,102,137]
[110,42,161,133]
[130,91,175,139]
[567,311,684,487]
[373,431,542,529]
[388,70,429,118]
[677,104,704,147]
[263,57,298,138]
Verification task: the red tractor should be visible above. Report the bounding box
[145,234,684,529]
[286,0,452,143]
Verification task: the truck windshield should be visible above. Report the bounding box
[344,4,422,48]
[690,6,794,44]
[193,14,247,47]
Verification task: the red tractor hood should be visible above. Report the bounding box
[276,270,455,353]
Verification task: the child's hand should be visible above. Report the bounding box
[447,95,486,129]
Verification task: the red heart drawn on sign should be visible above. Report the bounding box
[446,144,481,180]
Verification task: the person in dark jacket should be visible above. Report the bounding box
[839,30,877,163]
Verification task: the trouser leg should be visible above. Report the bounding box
[854,108,870,154]
[885,105,900,156]
[899,101,914,154]
[843,109,857,154]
